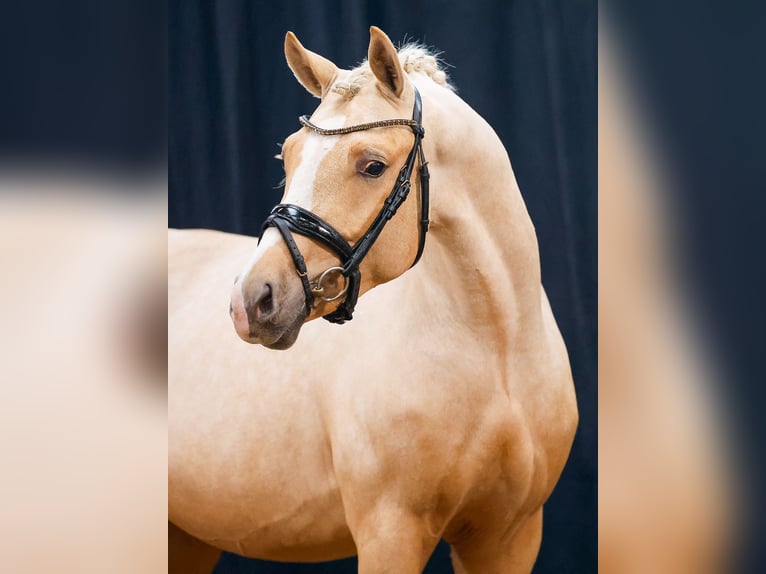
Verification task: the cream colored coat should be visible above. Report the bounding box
[169,28,577,574]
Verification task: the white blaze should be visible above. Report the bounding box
[239,114,346,277]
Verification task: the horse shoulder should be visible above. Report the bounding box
[327,360,535,532]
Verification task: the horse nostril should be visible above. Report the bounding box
[254,283,275,322]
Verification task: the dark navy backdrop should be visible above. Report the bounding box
[169,0,596,572]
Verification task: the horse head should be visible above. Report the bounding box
[230,27,430,348]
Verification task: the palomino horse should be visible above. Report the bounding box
[169,27,578,573]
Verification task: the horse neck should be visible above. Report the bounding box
[406,80,544,348]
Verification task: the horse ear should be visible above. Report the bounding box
[368,26,406,98]
[284,32,338,98]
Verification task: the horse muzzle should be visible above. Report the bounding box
[230,272,307,349]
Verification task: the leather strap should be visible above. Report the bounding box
[299,115,418,135]
[269,205,353,258]
[260,216,314,313]
[413,144,430,266]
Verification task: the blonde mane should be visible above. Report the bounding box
[332,44,453,99]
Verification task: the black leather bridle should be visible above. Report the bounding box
[260,86,430,324]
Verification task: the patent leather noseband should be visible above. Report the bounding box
[261,87,430,324]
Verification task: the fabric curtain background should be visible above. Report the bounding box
[169,1,596,572]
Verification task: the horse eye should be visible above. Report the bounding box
[362,161,386,177]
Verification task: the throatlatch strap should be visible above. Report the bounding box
[412,144,430,267]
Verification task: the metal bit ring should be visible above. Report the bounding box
[311,266,348,302]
